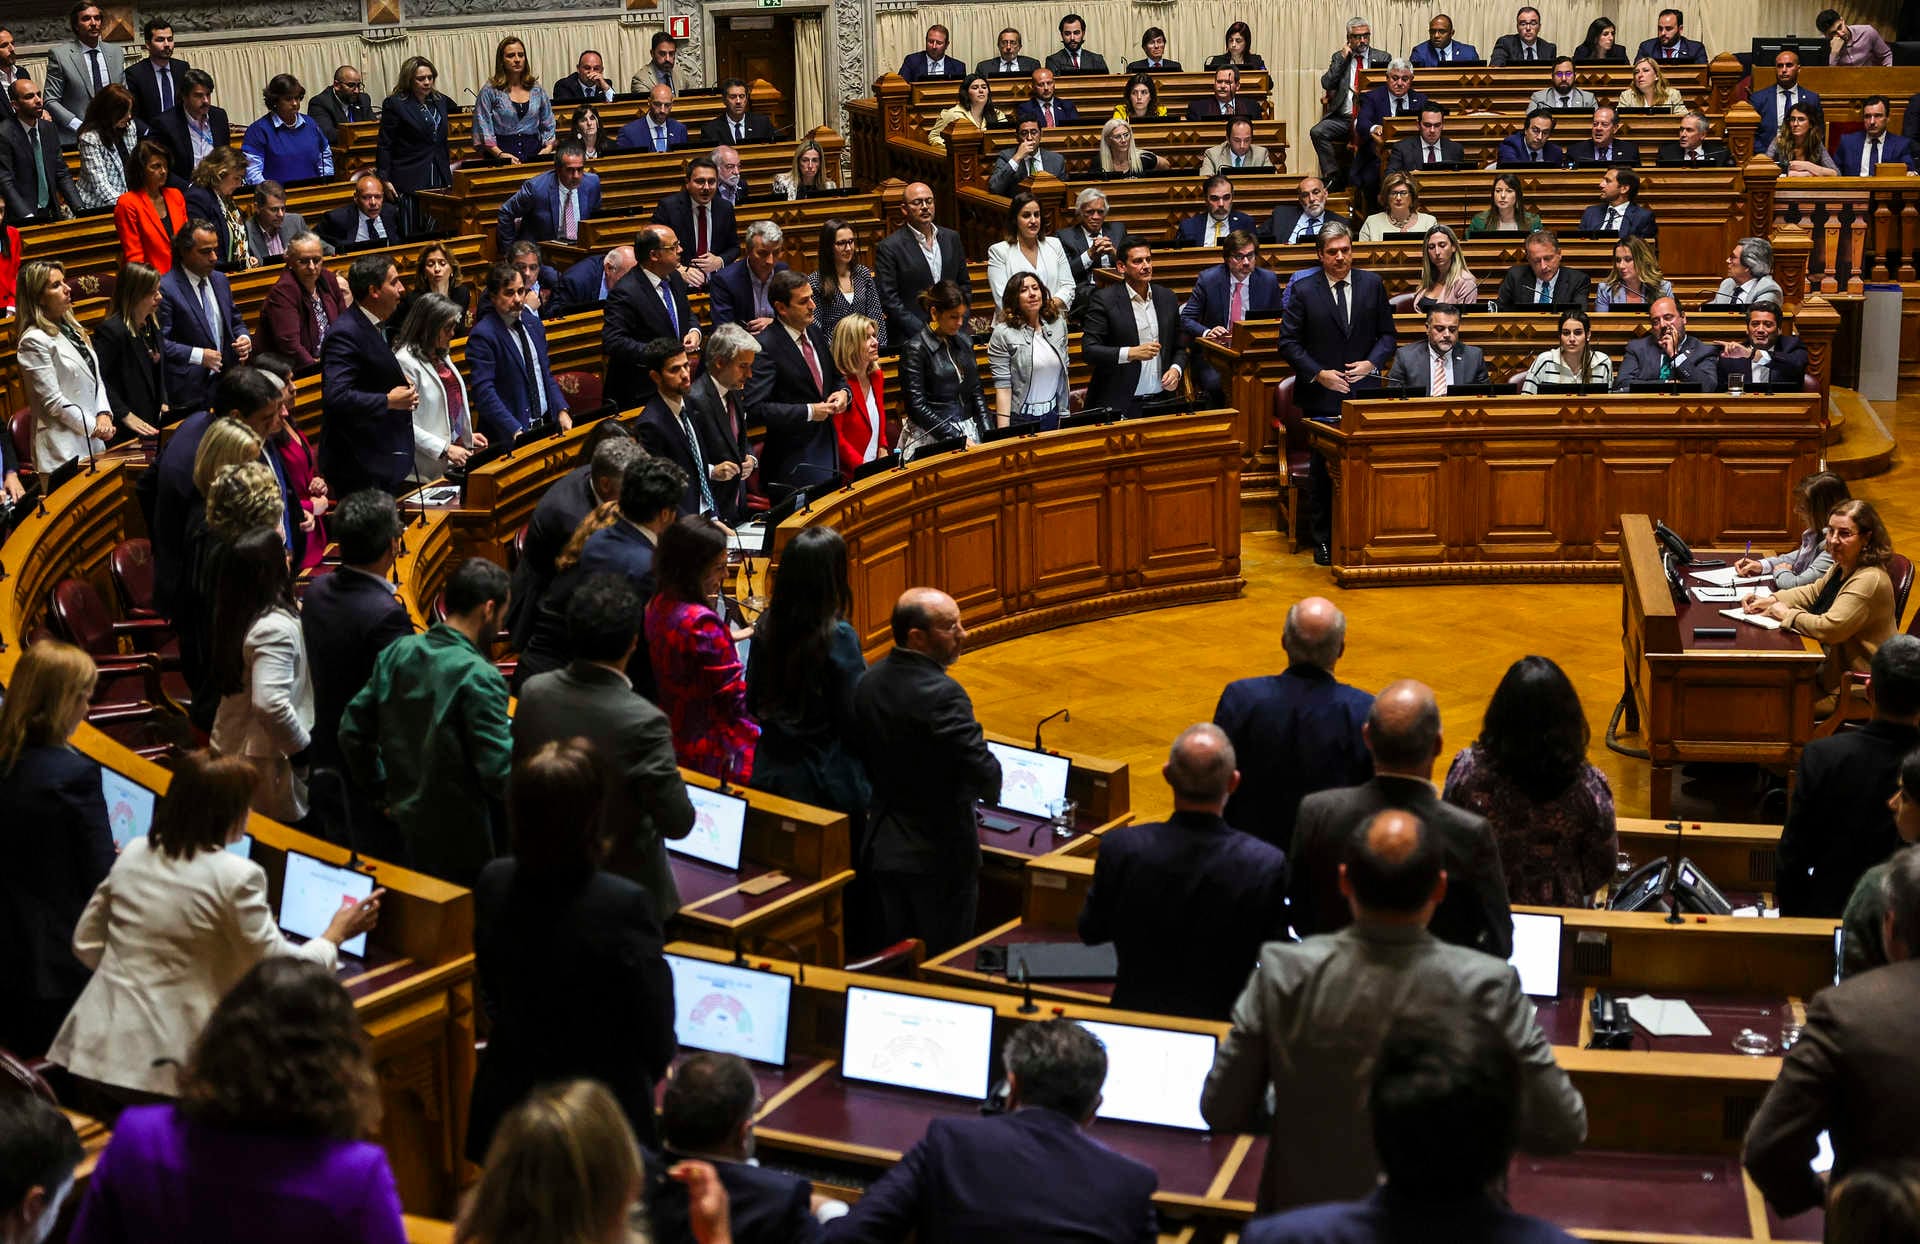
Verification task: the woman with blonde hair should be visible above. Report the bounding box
[1619,57,1686,113]
[830,312,889,481]
[988,271,1069,430]
[0,640,111,1056]
[17,260,113,471]
[180,430,269,724]
[1595,236,1672,311]
[186,147,254,270]
[773,139,836,200]
[475,36,555,164]
[1416,225,1478,311]
[1098,116,1159,176]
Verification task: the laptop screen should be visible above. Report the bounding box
[984,741,1072,819]
[665,953,793,1066]
[1508,912,1563,998]
[669,786,749,871]
[279,851,375,958]
[102,769,157,850]
[840,986,995,1100]
[1077,1019,1215,1131]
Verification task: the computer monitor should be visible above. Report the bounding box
[279,851,375,958]
[983,741,1072,820]
[665,953,794,1066]
[1077,1019,1215,1130]
[669,785,749,871]
[1508,912,1564,998]
[102,769,157,850]
[840,986,995,1100]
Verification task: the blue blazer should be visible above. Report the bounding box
[614,117,690,153]
[577,520,657,596]
[156,267,246,415]
[1354,87,1429,171]
[651,191,740,264]
[1180,263,1281,337]
[1635,36,1707,63]
[497,168,601,248]
[0,744,113,1011]
[825,1107,1158,1244]
[1409,40,1480,66]
[1496,134,1565,165]
[467,308,569,441]
[709,258,789,328]
[1015,95,1081,127]
[553,254,609,313]
[1749,85,1822,153]
[1579,200,1658,239]
[1277,268,1397,418]
[318,307,411,496]
[898,51,965,83]
[1835,130,1916,175]
[1175,210,1257,247]
[1215,665,1374,849]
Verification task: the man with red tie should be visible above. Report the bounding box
[1634,8,1707,63]
[649,157,738,291]
[1181,230,1280,403]
[1015,68,1080,128]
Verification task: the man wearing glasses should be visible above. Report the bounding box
[308,64,374,146]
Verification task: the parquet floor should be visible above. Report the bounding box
[959,394,1920,825]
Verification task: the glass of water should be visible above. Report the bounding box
[1049,797,1078,842]
[1728,373,1745,397]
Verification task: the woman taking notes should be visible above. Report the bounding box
[1735,471,1851,590]
[1742,498,1898,715]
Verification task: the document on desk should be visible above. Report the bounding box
[1691,566,1772,587]
[1622,995,1712,1037]
[1692,587,1743,602]
[1719,608,1782,630]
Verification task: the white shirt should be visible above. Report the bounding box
[1123,284,1166,397]
[925,56,950,76]
[859,381,883,459]
[1859,134,1885,176]
[914,226,942,280]
[186,111,216,163]
[1026,331,1064,413]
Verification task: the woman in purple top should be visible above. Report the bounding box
[1443,655,1617,908]
[69,957,406,1244]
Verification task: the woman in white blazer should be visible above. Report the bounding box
[986,191,1076,315]
[208,517,314,824]
[988,271,1072,431]
[17,261,114,472]
[393,291,485,480]
[47,749,381,1101]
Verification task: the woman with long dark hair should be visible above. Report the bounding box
[94,262,168,437]
[808,217,885,349]
[899,279,989,457]
[74,84,140,212]
[646,516,758,780]
[1205,22,1266,70]
[208,526,313,823]
[1443,655,1616,907]
[1574,17,1627,62]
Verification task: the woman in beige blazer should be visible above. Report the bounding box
[48,751,381,1103]
[1744,498,1899,714]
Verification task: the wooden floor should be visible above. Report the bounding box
[962,392,1920,825]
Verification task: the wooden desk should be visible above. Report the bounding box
[1377,107,1761,168]
[1617,816,1783,892]
[1364,64,1713,115]
[1620,514,1825,817]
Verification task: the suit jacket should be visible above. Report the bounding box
[300,564,413,767]
[1354,87,1429,176]
[1493,262,1593,310]
[874,223,970,345]
[467,860,676,1158]
[683,372,751,523]
[1321,47,1393,117]
[1835,130,1917,175]
[1635,36,1707,64]
[1015,95,1082,128]
[1410,40,1481,66]
[0,113,81,224]
[243,207,325,262]
[157,266,247,415]
[974,55,1042,78]
[1776,719,1920,917]
[1613,332,1721,391]
[18,323,110,470]
[1529,85,1599,110]
[710,257,790,328]
[1215,665,1374,849]
[1199,142,1276,176]
[824,1106,1157,1244]
[44,40,126,142]
[1181,263,1281,336]
[1657,141,1732,166]
[699,112,776,146]
[1385,135,1468,173]
[615,116,690,153]
[1044,48,1110,74]
[1246,1188,1581,1243]
[94,314,169,431]
[467,308,569,441]
[1579,200,1658,239]
[1186,95,1260,122]
[1565,137,1641,164]
[123,57,191,123]
[550,73,618,105]
[746,319,847,493]
[1748,85,1823,153]
[1278,268,1397,417]
[148,104,232,183]
[574,521,663,696]
[636,395,716,514]
[1386,340,1490,394]
[307,85,375,145]
[504,463,597,650]
[1175,210,1257,247]
[0,744,112,1022]
[1288,774,1514,957]
[1492,35,1558,65]
[1718,333,1807,391]
[553,253,610,313]
[648,1150,819,1244]
[1083,280,1187,416]
[898,52,966,83]
[1496,135,1567,165]
[498,168,600,247]
[1078,810,1289,1019]
[1267,205,1350,245]
[376,91,454,195]
[603,267,695,410]
[652,190,739,264]
[1202,923,1583,1211]
[320,307,411,496]
[987,145,1066,195]
[258,267,346,369]
[317,202,402,250]
[1744,957,1920,1216]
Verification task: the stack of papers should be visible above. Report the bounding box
[1622,995,1712,1037]
[1689,566,1772,587]
[1691,587,1742,602]
[1720,608,1781,629]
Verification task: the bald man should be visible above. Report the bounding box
[1078,724,1289,1020]
[874,182,970,347]
[1286,679,1512,957]
[1214,596,1374,851]
[1204,808,1584,1212]
[850,588,1003,954]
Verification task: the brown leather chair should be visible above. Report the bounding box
[845,938,926,978]
[1271,376,1311,551]
[109,538,161,619]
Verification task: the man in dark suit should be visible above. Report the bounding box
[651,158,738,284]
[1175,175,1257,247]
[685,325,759,525]
[1384,104,1468,174]
[553,243,635,315]
[124,19,190,122]
[0,26,28,92]
[634,338,722,515]
[1,79,80,226]
[873,182,969,347]
[1277,222,1395,564]
[1579,166,1657,239]
[468,262,572,442]
[899,25,963,83]
[1657,111,1731,165]
[551,49,618,105]
[301,489,413,771]
[574,456,688,695]
[849,588,1003,955]
[1079,725,1289,1021]
[1353,61,1427,204]
[1083,236,1186,420]
[606,226,701,411]
[710,220,790,331]
[699,78,775,147]
[1748,50,1820,155]
[1315,20,1393,185]
[318,173,402,250]
[1614,295,1720,390]
[1267,176,1349,246]
[148,70,231,183]
[1717,302,1807,392]
[1836,95,1916,176]
[1044,14,1108,73]
[1774,637,1920,917]
[307,64,375,144]
[1745,846,1920,1216]
[497,143,599,248]
[616,84,690,154]
[505,431,641,652]
[1566,105,1640,165]
[975,28,1041,78]
[158,221,254,415]
[1408,14,1480,66]
[1181,230,1280,402]
[1386,303,1490,394]
[827,1019,1158,1241]
[1057,187,1125,307]
[320,254,416,497]
[1496,109,1565,165]
[1490,8,1555,64]
[1125,26,1181,73]
[1187,66,1259,122]
[1214,596,1373,849]
[1494,229,1592,310]
[746,270,848,497]
[1014,68,1081,128]
[987,118,1066,196]
[649,1053,824,1244]
[1287,679,1514,957]
[1636,9,1707,63]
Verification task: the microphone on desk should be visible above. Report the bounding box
[718,754,734,795]
[1016,961,1040,1015]
[1662,818,1685,925]
[1035,707,1070,752]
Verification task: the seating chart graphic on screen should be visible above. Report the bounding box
[102,769,157,849]
[1078,1019,1216,1130]
[669,786,749,870]
[1508,912,1564,998]
[665,954,793,1066]
[983,741,1071,819]
[278,852,375,957]
[841,986,996,1100]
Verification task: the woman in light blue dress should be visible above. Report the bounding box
[474,37,555,164]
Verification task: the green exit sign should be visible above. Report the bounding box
[758,0,781,8]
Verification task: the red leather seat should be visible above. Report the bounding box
[844,938,925,978]
[1272,377,1311,551]
[109,539,161,619]
[8,408,32,482]
[554,370,608,420]
[1890,552,1915,627]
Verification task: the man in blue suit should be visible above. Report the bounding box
[1836,96,1916,175]
[497,142,600,249]
[1353,60,1427,206]
[1636,9,1707,63]
[605,227,701,411]
[1175,175,1257,247]
[467,262,572,443]
[1579,166,1657,239]
[575,455,688,695]
[1409,14,1479,66]
[1748,49,1820,155]
[320,254,416,497]
[744,270,848,496]
[616,85,690,153]
[649,1053,825,1243]
[1181,230,1279,402]
[301,489,414,774]
[1496,109,1564,166]
[1079,724,1289,1020]
[710,220,790,331]
[553,244,635,316]
[1278,223,1395,565]
[823,1019,1159,1243]
[1015,68,1080,128]
[157,221,253,416]
[898,25,963,82]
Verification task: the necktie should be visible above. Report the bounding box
[28,124,49,209]
[725,389,742,442]
[1598,146,1610,161]
[159,65,173,112]
[1334,280,1350,332]
[678,409,716,512]
[655,125,666,152]
[1044,103,1053,126]
[1533,147,1542,162]
[1690,149,1700,162]
[512,319,546,419]
[1431,352,1448,396]
[1870,137,1881,174]
[88,49,104,91]
[1030,156,1040,174]
[1071,52,1080,68]
[1605,207,1620,232]
[732,120,742,143]
[799,330,823,392]
[1229,279,1244,323]
[1659,355,1672,380]
[561,188,576,241]
[1425,144,1436,164]
[1536,278,1551,305]
[1525,45,1536,61]
[198,277,219,338]
[696,206,709,257]
[1234,153,1243,167]
[661,280,678,334]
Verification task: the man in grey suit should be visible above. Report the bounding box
[987,118,1064,197]
[1313,18,1393,185]
[1204,806,1585,1212]
[1287,679,1513,957]
[245,180,333,260]
[1385,304,1489,395]
[510,574,697,918]
[43,0,124,147]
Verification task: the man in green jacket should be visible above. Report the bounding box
[340,557,515,885]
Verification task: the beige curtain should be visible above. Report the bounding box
[793,14,829,136]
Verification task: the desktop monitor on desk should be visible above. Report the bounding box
[983,740,1072,820]
[665,953,794,1066]
[1077,1019,1216,1131]
[669,785,750,871]
[279,851,374,958]
[840,986,996,1101]
[1508,912,1564,999]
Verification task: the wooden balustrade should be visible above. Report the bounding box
[1772,172,1920,294]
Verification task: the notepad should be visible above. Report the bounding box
[1622,995,1712,1037]
[1690,566,1772,587]
[1691,587,1742,602]
[1719,608,1781,629]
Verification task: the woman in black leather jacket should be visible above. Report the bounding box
[898,280,989,460]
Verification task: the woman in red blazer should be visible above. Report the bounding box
[828,312,893,481]
[113,141,186,275]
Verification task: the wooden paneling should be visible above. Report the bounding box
[1364,64,1715,116]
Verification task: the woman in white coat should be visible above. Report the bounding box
[986,191,1075,316]
[17,260,114,472]
[988,271,1072,432]
[394,291,486,480]
[208,523,314,824]
[47,748,381,1104]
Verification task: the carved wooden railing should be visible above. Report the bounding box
[1772,173,1920,294]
